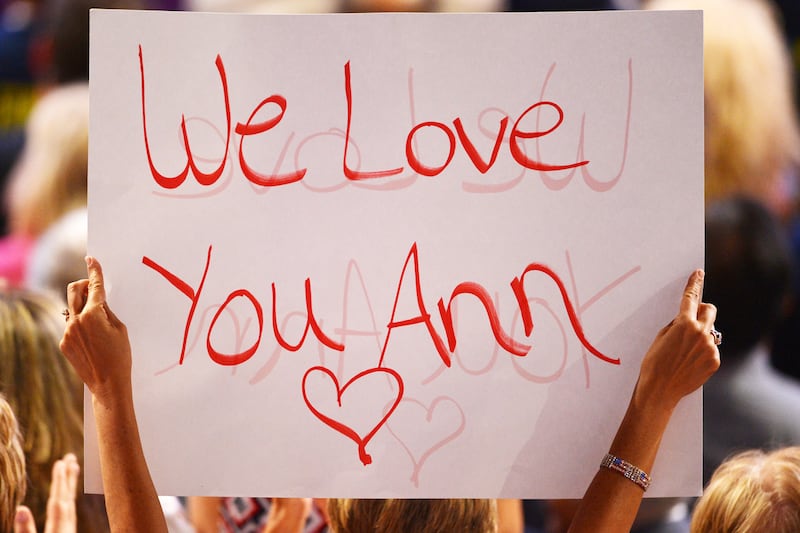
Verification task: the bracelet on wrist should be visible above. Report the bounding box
[600,453,652,491]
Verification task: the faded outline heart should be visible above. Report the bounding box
[302,365,404,466]
[386,396,466,487]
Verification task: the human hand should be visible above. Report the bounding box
[14,454,80,533]
[635,269,720,411]
[262,498,312,533]
[60,256,132,404]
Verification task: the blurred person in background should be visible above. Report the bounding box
[0,391,27,533]
[647,0,800,218]
[0,0,175,236]
[0,287,110,532]
[28,0,150,89]
[771,0,799,115]
[0,390,85,533]
[690,446,800,532]
[702,196,800,483]
[0,0,152,233]
[0,0,37,233]
[23,206,87,301]
[0,82,88,287]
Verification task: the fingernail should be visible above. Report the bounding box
[697,269,705,279]
[15,508,28,523]
[85,256,93,267]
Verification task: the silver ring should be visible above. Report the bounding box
[710,327,722,346]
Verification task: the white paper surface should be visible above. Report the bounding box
[88,9,703,497]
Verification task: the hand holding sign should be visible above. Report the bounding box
[635,269,720,412]
[60,258,168,533]
[569,270,720,533]
[54,262,718,532]
[61,257,133,405]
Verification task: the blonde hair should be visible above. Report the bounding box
[0,394,26,533]
[646,0,800,212]
[691,447,800,533]
[5,83,89,237]
[0,289,106,532]
[327,498,497,533]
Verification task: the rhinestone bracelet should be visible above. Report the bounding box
[600,453,652,491]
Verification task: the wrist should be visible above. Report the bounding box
[630,379,678,421]
[91,381,134,412]
[608,381,676,467]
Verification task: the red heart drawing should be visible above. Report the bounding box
[302,365,404,466]
[386,396,466,487]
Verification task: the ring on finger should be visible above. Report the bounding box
[710,327,722,346]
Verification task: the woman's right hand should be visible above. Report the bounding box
[635,269,721,412]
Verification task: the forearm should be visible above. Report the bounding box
[93,391,168,533]
[568,389,674,533]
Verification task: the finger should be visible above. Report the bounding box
[63,454,79,500]
[66,280,89,316]
[697,303,717,331]
[49,458,67,502]
[678,269,704,318]
[14,506,36,533]
[45,457,77,533]
[85,256,107,308]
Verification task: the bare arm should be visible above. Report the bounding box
[60,257,168,533]
[568,270,720,533]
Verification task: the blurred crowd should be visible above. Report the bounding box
[1,0,800,532]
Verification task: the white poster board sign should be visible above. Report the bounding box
[88,9,703,498]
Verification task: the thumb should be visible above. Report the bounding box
[14,506,37,533]
[85,256,107,307]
